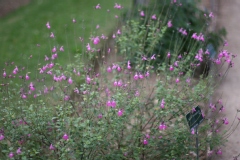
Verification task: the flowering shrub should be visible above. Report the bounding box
[121,0,226,71]
[0,1,238,160]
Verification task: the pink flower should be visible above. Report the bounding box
[0,134,4,141]
[72,18,76,23]
[86,43,91,51]
[68,77,73,84]
[217,149,222,155]
[21,94,27,99]
[86,76,91,84]
[64,95,70,101]
[114,3,122,9]
[167,20,172,27]
[9,152,14,158]
[160,99,165,108]
[16,148,21,154]
[62,133,69,140]
[95,4,101,9]
[45,55,49,61]
[118,109,123,116]
[140,11,145,17]
[151,14,157,20]
[127,61,131,69]
[25,74,30,80]
[159,123,167,130]
[3,71,6,77]
[98,114,103,119]
[13,66,18,74]
[46,22,50,29]
[134,73,139,80]
[117,29,121,35]
[117,66,121,72]
[112,34,116,38]
[176,78,180,83]
[151,54,156,60]
[223,118,229,125]
[117,80,122,87]
[113,80,118,87]
[167,52,171,58]
[49,144,55,150]
[169,65,174,71]
[52,46,57,52]
[145,71,150,77]
[107,66,112,73]
[60,46,64,51]
[50,32,54,38]
[93,36,100,45]
[191,33,198,39]
[209,12,214,18]
[111,100,116,108]
[191,129,195,135]
[143,139,148,145]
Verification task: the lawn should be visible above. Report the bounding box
[0,0,131,75]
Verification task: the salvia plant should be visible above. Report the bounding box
[0,0,239,160]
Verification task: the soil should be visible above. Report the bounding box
[0,0,30,17]
[211,0,240,159]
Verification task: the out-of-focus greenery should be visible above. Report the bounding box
[0,0,131,72]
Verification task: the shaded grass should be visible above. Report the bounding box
[0,0,131,75]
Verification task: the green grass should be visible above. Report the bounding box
[0,0,131,74]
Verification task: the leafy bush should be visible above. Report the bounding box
[0,1,238,160]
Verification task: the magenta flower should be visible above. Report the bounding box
[143,139,148,145]
[117,66,121,72]
[114,3,122,9]
[216,149,222,155]
[98,114,103,119]
[95,4,101,9]
[169,65,174,71]
[134,73,139,80]
[64,95,70,101]
[112,34,116,39]
[86,43,91,51]
[176,78,180,83]
[62,133,69,140]
[107,66,112,73]
[16,148,21,154]
[167,52,171,58]
[159,123,167,130]
[167,20,172,27]
[68,77,73,84]
[117,29,121,35]
[45,55,49,61]
[209,12,214,18]
[151,54,156,60]
[86,76,91,84]
[118,109,123,116]
[107,100,112,107]
[127,61,131,69]
[46,22,50,29]
[21,94,27,99]
[145,71,150,77]
[93,36,100,45]
[13,66,18,74]
[8,152,14,158]
[25,73,30,80]
[191,33,198,39]
[60,46,64,52]
[117,80,122,87]
[151,14,157,20]
[111,100,116,108]
[49,144,55,150]
[191,129,195,135]
[113,80,118,87]
[160,99,165,108]
[3,71,6,77]
[223,118,229,125]
[140,11,145,17]
[50,32,54,38]
[0,134,4,141]
[52,46,56,53]
[139,73,144,79]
